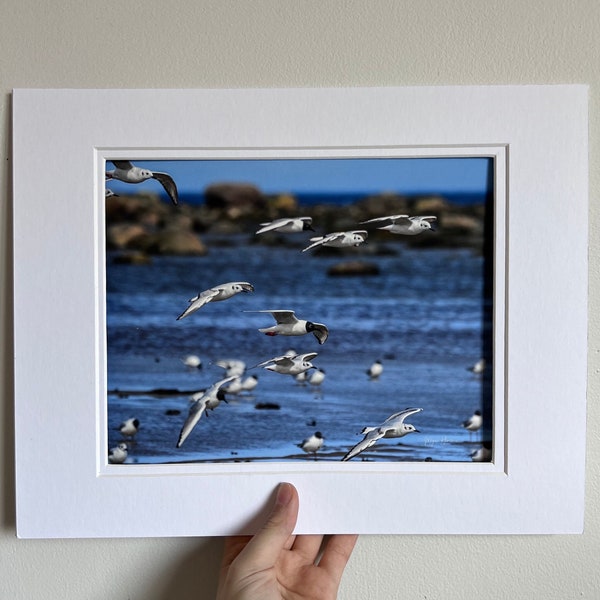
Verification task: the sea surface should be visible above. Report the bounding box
[106,236,492,464]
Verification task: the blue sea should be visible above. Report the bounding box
[106,232,493,464]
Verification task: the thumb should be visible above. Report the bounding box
[239,483,299,569]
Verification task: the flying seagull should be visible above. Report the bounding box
[105,160,179,205]
[302,230,368,252]
[360,215,437,235]
[246,309,329,345]
[342,408,423,462]
[176,376,237,447]
[255,352,318,376]
[176,282,254,320]
[255,217,314,235]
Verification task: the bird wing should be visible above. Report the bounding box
[311,323,329,345]
[255,219,289,234]
[342,428,385,461]
[176,400,208,447]
[350,230,368,240]
[302,232,342,252]
[360,214,409,224]
[111,160,133,170]
[410,215,437,222]
[255,354,295,368]
[245,309,297,325]
[381,407,423,427]
[296,352,318,362]
[151,171,179,205]
[176,288,220,320]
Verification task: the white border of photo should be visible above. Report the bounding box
[13,86,587,537]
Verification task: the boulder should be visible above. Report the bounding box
[327,260,380,277]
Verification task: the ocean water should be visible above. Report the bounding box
[106,237,492,464]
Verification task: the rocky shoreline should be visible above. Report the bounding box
[106,183,488,261]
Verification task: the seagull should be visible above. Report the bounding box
[182,354,202,369]
[118,418,139,438]
[256,352,318,376]
[176,282,254,320]
[108,442,128,464]
[342,408,423,462]
[298,431,324,458]
[214,359,247,378]
[223,374,258,395]
[246,309,329,344]
[462,410,482,438]
[240,374,259,393]
[468,358,486,375]
[360,214,437,235]
[367,360,383,379]
[302,230,368,252]
[176,376,237,447]
[105,160,179,205]
[470,442,492,462]
[255,217,314,235]
[309,368,326,386]
[295,371,309,385]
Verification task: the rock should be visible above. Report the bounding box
[106,223,148,249]
[129,230,208,255]
[328,260,380,276]
[204,183,266,218]
[112,251,152,265]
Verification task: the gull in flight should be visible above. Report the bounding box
[176,282,254,320]
[118,418,139,438]
[360,214,437,235]
[255,217,314,235]
[247,309,329,345]
[298,431,324,458]
[342,408,423,462]
[256,352,318,376]
[302,230,368,252]
[105,160,179,205]
[176,376,237,447]
[108,442,128,464]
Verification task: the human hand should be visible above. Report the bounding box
[216,482,357,600]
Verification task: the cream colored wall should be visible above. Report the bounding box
[1,2,598,598]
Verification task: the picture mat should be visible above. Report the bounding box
[13,86,587,537]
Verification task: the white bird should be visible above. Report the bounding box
[247,309,329,345]
[214,359,247,378]
[176,281,254,320]
[256,352,318,376]
[471,442,492,462]
[309,368,326,386]
[468,358,486,375]
[295,371,309,385]
[360,214,437,235]
[108,442,128,464]
[177,376,237,447]
[105,188,119,198]
[182,354,202,369]
[255,217,314,235]
[342,408,423,462]
[105,160,179,205]
[118,418,139,438]
[298,431,324,458]
[462,410,482,438]
[367,360,383,379]
[223,374,258,395]
[241,374,259,393]
[302,230,368,252]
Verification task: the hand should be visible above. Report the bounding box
[216,482,357,600]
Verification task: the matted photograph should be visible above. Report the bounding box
[105,156,494,465]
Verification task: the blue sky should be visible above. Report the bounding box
[107,157,492,198]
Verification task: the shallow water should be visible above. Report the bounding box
[106,238,492,464]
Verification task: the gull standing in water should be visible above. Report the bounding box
[360,214,437,235]
[367,360,383,379]
[256,352,318,376]
[105,160,179,205]
[108,442,128,464]
[176,282,254,320]
[176,376,237,447]
[462,410,482,439]
[342,408,423,462]
[302,230,368,252]
[247,309,329,345]
[468,358,486,375]
[118,418,139,439]
[182,354,202,369]
[255,217,314,235]
[298,431,324,459]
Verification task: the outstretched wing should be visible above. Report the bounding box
[311,323,329,345]
[341,428,385,461]
[176,288,220,320]
[152,171,179,205]
[410,215,437,223]
[255,219,290,234]
[381,407,423,427]
[176,400,208,447]
[360,214,409,225]
[111,160,134,170]
[302,232,342,252]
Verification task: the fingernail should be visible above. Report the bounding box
[275,482,293,507]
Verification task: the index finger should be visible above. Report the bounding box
[317,534,358,583]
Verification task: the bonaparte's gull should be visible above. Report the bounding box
[247,309,329,345]
[241,374,259,392]
[176,376,237,447]
[468,358,486,374]
[360,214,437,235]
[470,442,492,462]
[176,282,254,320]
[214,359,247,378]
[256,352,318,375]
[223,374,258,395]
[309,368,326,386]
[106,160,179,205]
[182,354,202,369]
[367,360,383,379]
[462,410,482,436]
[342,408,423,462]
[298,431,324,457]
[108,442,128,464]
[118,418,139,438]
[255,217,314,235]
[302,230,368,252]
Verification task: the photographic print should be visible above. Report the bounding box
[105,156,494,465]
